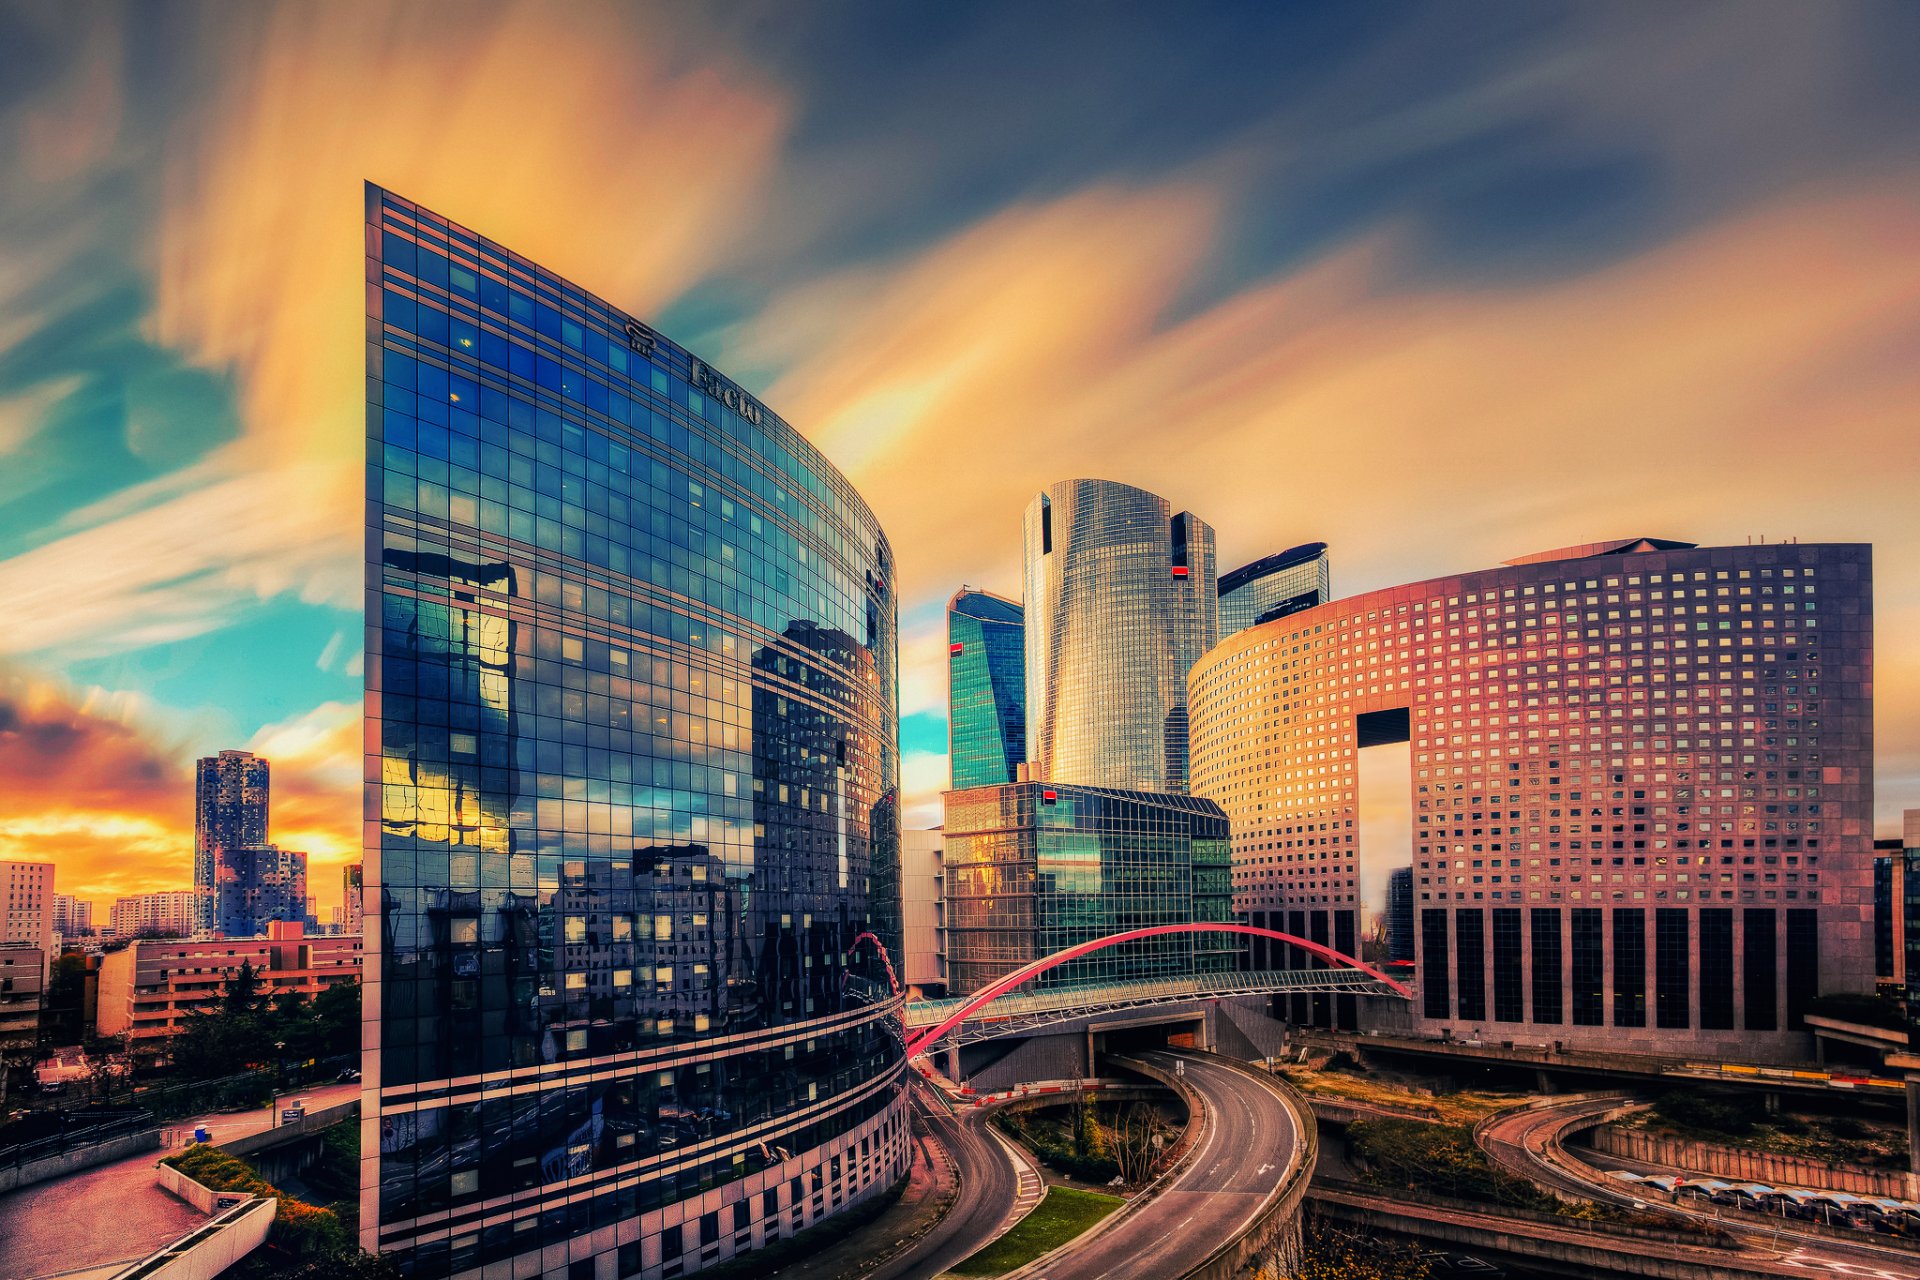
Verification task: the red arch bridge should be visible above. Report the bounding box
[896,923,1411,1056]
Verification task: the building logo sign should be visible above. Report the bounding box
[623,318,766,426]
[690,359,766,426]
[622,318,658,356]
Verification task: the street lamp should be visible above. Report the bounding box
[272,1040,286,1125]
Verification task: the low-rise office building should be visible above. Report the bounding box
[943,780,1235,995]
[96,921,361,1045]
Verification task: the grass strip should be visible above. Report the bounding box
[949,1185,1125,1276]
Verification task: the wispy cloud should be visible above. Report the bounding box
[751,179,1920,828]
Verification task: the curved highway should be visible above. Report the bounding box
[869,1079,1024,1280]
[1027,1051,1304,1280]
[1479,1096,1920,1279]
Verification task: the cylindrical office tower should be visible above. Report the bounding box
[364,185,905,1280]
[1023,479,1217,792]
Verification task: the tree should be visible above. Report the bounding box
[224,961,267,1016]
[1106,1101,1169,1185]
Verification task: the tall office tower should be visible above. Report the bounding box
[196,750,270,932]
[1,860,55,962]
[363,186,905,1280]
[947,589,1026,788]
[1386,867,1415,964]
[901,829,947,997]
[943,782,1235,995]
[1190,539,1873,1060]
[1218,542,1331,638]
[215,845,307,937]
[109,890,199,940]
[1902,810,1920,1051]
[1874,840,1902,996]
[1022,479,1217,792]
[343,863,364,938]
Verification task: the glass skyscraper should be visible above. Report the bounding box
[1022,479,1217,793]
[943,781,1234,995]
[362,185,906,1280]
[1217,541,1330,638]
[947,589,1025,789]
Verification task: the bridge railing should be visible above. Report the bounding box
[904,967,1390,1028]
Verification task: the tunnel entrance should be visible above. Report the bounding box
[1091,1012,1207,1059]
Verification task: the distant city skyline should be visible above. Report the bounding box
[2,2,1918,914]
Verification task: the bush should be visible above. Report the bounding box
[165,1144,350,1256]
[1652,1091,1754,1138]
[1345,1119,1557,1211]
[994,1111,1121,1183]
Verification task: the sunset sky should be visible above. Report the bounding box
[2,2,1917,918]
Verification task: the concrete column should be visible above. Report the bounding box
[945,1043,961,1084]
[1764,1091,1781,1115]
[1906,1077,1920,1176]
[1535,1069,1555,1094]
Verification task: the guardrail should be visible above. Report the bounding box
[0,1110,160,1193]
[1177,1054,1319,1280]
[994,1056,1213,1280]
[110,1194,276,1280]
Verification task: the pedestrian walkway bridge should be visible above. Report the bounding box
[905,967,1400,1049]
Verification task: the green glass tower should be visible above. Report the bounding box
[947,589,1025,789]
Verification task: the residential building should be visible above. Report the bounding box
[0,944,44,1049]
[362,185,907,1279]
[1218,541,1331,638]
[52,893,93,943]
[109,890,199,940]
[1022,478,1217,792]
[947,589,1025,789]
[196,749,270,932]
[215,845,307,938]
[343,862,364,939]
[943,781,1234,995]
[1,861,55,975]
[1189,538,1874,1059]
[96,921,360,1046]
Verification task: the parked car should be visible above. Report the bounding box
[336,1067,362,1082]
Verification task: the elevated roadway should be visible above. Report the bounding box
[1006,1050,1311,1280]
[1476,1095,1920,1279]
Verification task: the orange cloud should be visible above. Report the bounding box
[0,669,193,911]
[247,701,363,906]
[746,178,1920,829]
[0,673,372,922]
[10,2,792,662]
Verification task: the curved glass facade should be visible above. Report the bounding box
[1022,479,1217,792]
[1217,541,1331,638]
[362,186,906,1279]
[947,589,1025,789]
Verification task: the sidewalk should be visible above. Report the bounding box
[0,1080,361,1280]
[767,1112,958,1279]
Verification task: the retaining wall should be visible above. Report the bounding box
[1586,1124,1920,1199]
[0,1127,160,1194]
